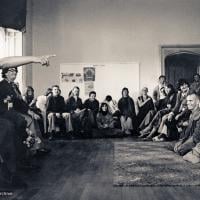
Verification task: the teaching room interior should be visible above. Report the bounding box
[0,0,200,200]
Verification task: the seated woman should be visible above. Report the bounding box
[135,87,154,130]
[96,103,123,138]
[104,95,120,117]
[23,86,45,133]
[118,87,136,135]
[139,84,177,141]
[65,86,94,137]
[84,91,99,126]
[104,95,121,128]
[23,86,36,107]
[46,85,72,140]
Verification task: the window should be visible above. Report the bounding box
[0,27,23,91]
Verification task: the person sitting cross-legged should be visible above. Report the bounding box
[66,86,95,138]
[46,85,73,140]
[174,93,200,156]
[118,87,136,135]
[139,84,177,141]
[84,91,99,127]
[96,103,124,138]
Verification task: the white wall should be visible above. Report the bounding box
[60,62,140,102]
[28,0,200,98]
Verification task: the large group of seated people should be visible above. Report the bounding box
[0,55,200,189]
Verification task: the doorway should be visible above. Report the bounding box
[161,46,200,87]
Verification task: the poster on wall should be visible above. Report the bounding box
[60,62,139,101]
[83,67,95,81]
[61,72,83,83]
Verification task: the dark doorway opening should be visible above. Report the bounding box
[165,51,200,87]
[161,46,200,87]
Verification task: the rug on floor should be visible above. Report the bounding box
[113,142,200,186]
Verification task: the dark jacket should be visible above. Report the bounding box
[84,99,99,115]
[0,79,29,114]
[118,96,136,118]
[46,95,66,114]
[182,107,200,144]
[65,96,83,113]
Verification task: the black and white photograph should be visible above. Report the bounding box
[0,0,200,199]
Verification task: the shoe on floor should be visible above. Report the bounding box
[142,137,152,141]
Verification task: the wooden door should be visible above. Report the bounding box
[165,53,199,87]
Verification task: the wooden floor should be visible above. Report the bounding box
[4,138,200,200]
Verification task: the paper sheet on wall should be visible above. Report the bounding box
[60,63,140,101]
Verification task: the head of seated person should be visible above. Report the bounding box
[186,92,200,114]
[23,86,34,104]
[88,91,97,102]
[121,87,129,98]
[99,102,110,115]
[71,86,80,98]
[52,85,60,97]
[177,79,190,94]
[158,75,166,86]
[45,88,52,97]
[2,67,18,83]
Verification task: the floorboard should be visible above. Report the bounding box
[2,138,200,200]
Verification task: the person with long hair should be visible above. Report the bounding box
[118,87,136,135]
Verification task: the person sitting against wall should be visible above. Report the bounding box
[23,86,36,106]
[173,93,200,156]
[154,79,191,141]
[135,87,154,130]
[65,86,95,137]
[118,87,136,135]
[46,85,73,140]
[190,73,200,94]
[104,95,120,117]
[23,86,45,134]
[84,91,99,127]
[139,84,177,141]
[104,95,121,128]
[36,88,52,113]
[138,79,168,132]
[152,75,167,110]
[96,102,124,138]
[36,88,53,135]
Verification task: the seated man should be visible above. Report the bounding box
[174,93,200,156]
[66,86,95,137]
[190,74,200,94]
[84,91,99,127]
[152,75,167,111]
[46,85,72,140]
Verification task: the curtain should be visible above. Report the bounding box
[0,0,27,31]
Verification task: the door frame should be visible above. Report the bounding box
[160,45,200,75]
